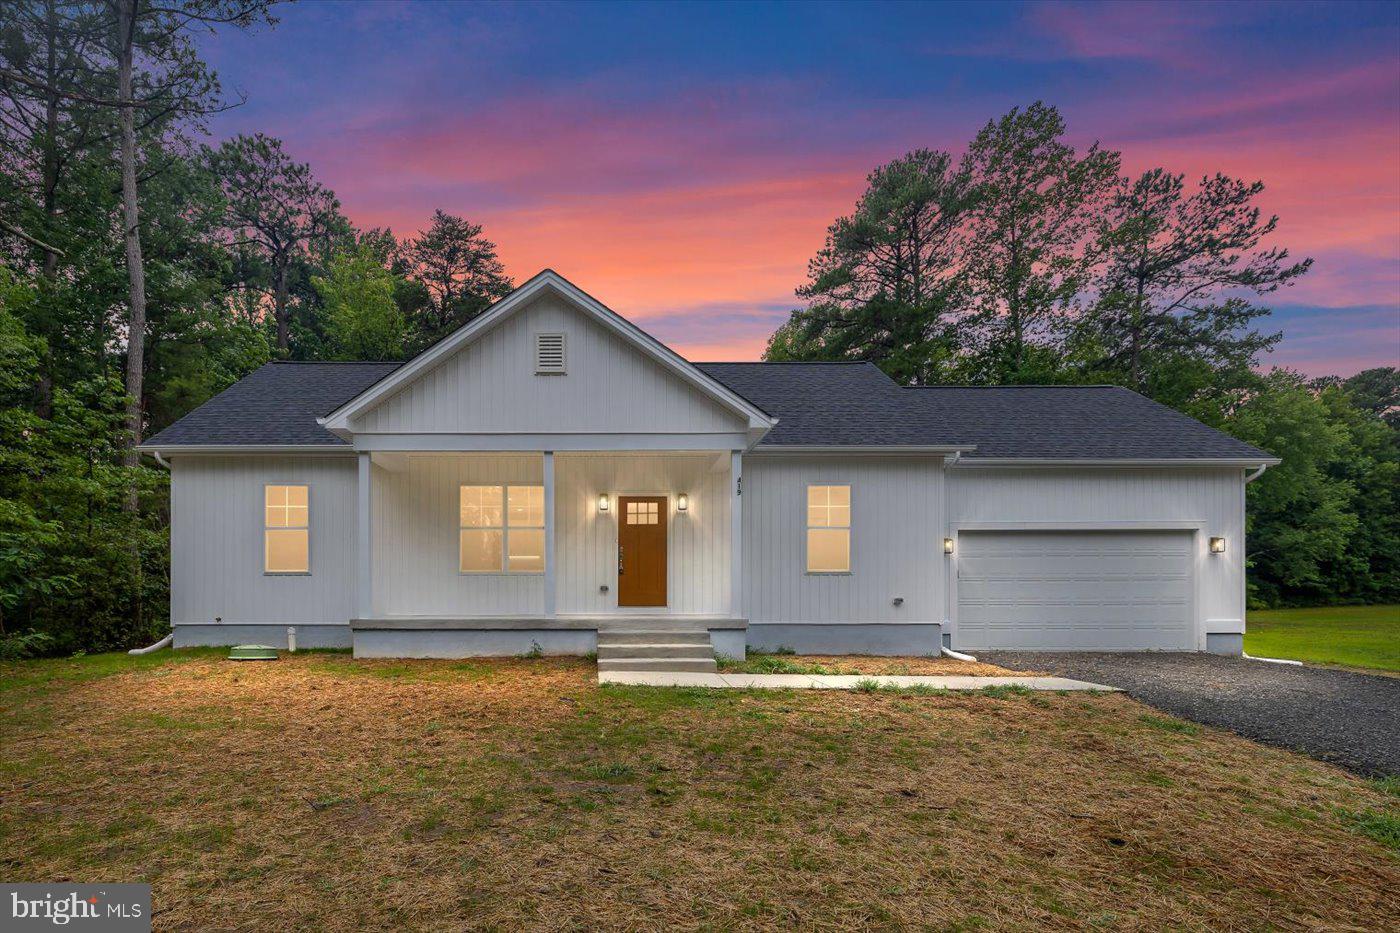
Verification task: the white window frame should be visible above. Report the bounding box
[805,483,852,575]
[263,483,310,575]
[459,484,546,575]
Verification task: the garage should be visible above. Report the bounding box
[955,530,1196,651]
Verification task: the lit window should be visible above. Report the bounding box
[265,485,309,573]
[625,500,659,525]
[806,485,850,573]
[460,485,545,573]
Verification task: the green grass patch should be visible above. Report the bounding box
[1138,713,1202,736]
[979,684,1032,699]
[1337,806,1400,853]
[0,648,224,697]
[1245,605,1399,671]
[718,652,836,675]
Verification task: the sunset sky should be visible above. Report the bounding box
[203,0,1400,376]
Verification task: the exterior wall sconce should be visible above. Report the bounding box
[597,494,610,512]
[677,493,689,512]
[1209,536,1226,554]
[943,537,955,555]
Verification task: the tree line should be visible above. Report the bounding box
[0,5,1393,656]
[0,0,511,654]
[767,102,1397,610]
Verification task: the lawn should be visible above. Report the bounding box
[1246,604,1400,672]
[2,651,1397,929]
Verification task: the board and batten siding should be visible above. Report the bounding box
[372,454,543,616]
[945,467,1246,637]
[351,294,744,437]
[555,453,731,616]
[742,456,946,626]
[170,456,358,626]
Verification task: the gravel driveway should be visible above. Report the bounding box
[983,652,1400,778]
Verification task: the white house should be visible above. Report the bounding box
[140,270,1279,667]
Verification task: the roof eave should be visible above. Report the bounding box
[750,444,977,456]
[953,457,1282,468]
[135,443,354,456]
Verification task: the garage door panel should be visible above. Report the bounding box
[957,531,1194,651]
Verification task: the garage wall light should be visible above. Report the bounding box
[1209,536,1226,554]
[597,494,610,512]
[943,537,955,555]
[677,493,689,512]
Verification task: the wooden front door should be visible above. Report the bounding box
[618,496,667,606]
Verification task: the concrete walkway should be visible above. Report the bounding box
[597,671,1117,690]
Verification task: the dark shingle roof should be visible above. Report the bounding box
[144,359,1274,462]
[696,363,915,446]
[144,362,402,447]
[901,386,1273,460]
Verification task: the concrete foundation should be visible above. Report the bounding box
[747,623,942,656]
[710,628,747,661]
[174,623,352,649]
[1205,632,1244,655]
[353,629,597,658]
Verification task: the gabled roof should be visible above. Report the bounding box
[143,362,401,449]
[138,272,1276,466]
[317,269,775,437]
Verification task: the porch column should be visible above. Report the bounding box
[356,451,372,620]
[730,450,743,619]
[543,451,556,619]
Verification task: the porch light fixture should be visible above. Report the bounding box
[597,494,610,512]
[677,493,689,512]
[1209,536,1226,554]
[943,537,955,555]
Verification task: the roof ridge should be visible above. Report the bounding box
[906,383,1124,389]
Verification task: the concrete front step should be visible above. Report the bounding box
[598,643,715,660]
[597,657,718,673]
[597,630,712,647]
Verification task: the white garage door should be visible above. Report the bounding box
[956,531,1195,651]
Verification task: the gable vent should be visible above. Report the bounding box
[535,333,567,374]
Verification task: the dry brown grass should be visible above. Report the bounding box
[2,651,1397,931]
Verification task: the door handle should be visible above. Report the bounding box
[618,545,624,576]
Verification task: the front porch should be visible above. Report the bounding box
[353,450,746,659]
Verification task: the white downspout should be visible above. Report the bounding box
[940,452,973,661]
[128,633,173,655]
[1244,464,1268,484]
